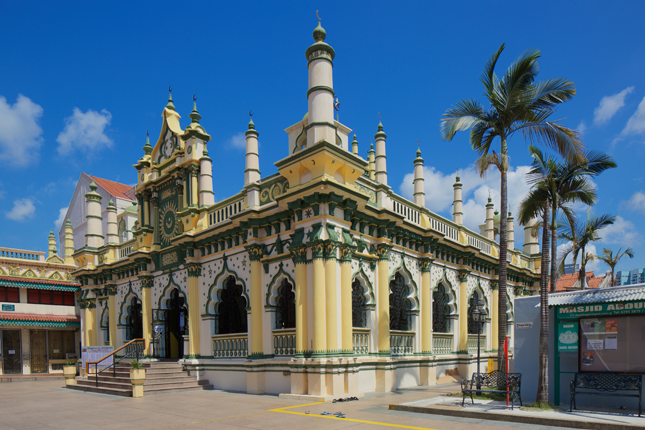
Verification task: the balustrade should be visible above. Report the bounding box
[390,330,414,356]
[352,328,370,355]
[272,329,296,356]
[0,247,45,261]
[432,333,453,355]
[467,334,486,354]
[208,198,245,227]
[212,333,248,358]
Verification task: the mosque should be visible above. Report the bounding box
[65,20,541,397]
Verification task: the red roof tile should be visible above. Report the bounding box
[90,175,136,201]
[0,313,80,323]
[552,272,595,292]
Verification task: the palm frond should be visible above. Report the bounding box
[529,78,577,110]
[474,153,500,177]
[518,121,584,162]
[518,188,548,226]
[480,43,505,103]
[441,99,486,141]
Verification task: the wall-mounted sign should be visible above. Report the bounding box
[558,321,579,351]
[557,300,645,318]
[516,322,533,329]
[1,304,15,311]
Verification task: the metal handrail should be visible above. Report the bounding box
[86,338,145,387]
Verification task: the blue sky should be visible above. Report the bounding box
[1,1,644,275]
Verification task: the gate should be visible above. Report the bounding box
[30,331,47,373]
[1,330,21,374]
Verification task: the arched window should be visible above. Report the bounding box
[275,279,295,329]
[217,276,248,334]
[352,278,367,328]
[467,290,485,334]
[126,297,143,340]
[389,273,411,331]
[118,219,127,243]
[432,284,450,333]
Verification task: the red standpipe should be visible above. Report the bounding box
[504,336,510,406]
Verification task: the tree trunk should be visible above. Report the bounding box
[550,224,557,293]
[579,246,586,289]
[497,142,508,372]
[536,203,550,404]
[611,268,616,286]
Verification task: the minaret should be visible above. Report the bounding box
[305,19,336,147]
[523,217,540,254]
[48,230,57,257]
[368,143,376,180]
[452,174,463,225]
[413,147,425,207]
[85,181,104,248]
[485,196,495,240]
[244,116,261,185]
[507,211,515,251]
[374,121,387,185]
[351,134,359,155]
[106,200,119,245]
[64,219,75,265]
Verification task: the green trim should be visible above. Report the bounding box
[0,279,80,292]
[205,254,249,315]
[0,319,79,328]
[306,85,335,98]
[265,261,295,307]
[157,272,187,310]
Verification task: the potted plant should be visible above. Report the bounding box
[63,360,77,385]
[129,360,146,398]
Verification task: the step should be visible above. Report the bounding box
[77,380,133,390]
[94,375,196,385]
[143,380,211,390]
[97,370,188,379]
[142,384,213,396]
[66,384,132,397]
[116,363,182,370]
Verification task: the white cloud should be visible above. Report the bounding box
[594,86,634,125]
[6,198,36,221]
[0,95,44,167]
[621,95,645,136]
[54,207,67,229]
[56,108,112,155]
[228,132,246,150]
[599,215,640,247]
[623,191,645,215]
[577,120,587,136]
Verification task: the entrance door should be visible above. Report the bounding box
[30,331,48,373]
[151,289,187,359]
[1,330,22,374]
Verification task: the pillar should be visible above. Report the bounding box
[351,134,359,155]
[420,258,433,354]
[413,148,425,207]
[340,245,353,355]
[376,244,392,355]
[324,242,338,354]
[246,245,264,358]
[190,165,199,207]
[139,275,153,356]
[48,230,56,257]
[175,180,184,212]
[136,193,144,228]
[507,211,515,251]
[374,122,387,185]
[106,285,117,347]
[453,175,463,225]
[485,196,495,240]
[143,191,150,228]
[64,219,75,265]
[84,181,104,248]
[244,118,261,185]
[199,147,215,206]
[311,242,326,354]
[87,298,97,346]
[151,193,160,247]
[523,217,539,254]
[368,144,376,180]
[291,245,308,356]
[182,170,189,209]
[106,200,119,245]
[81,302,89,347]
[458,269,470,353]
[491,281,499,356]
[186,264,201,357]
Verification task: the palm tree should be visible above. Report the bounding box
[576,211,616,288]
[441,44,584,370]
[595,247,634,286]
[558,215,580,275]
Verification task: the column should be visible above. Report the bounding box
[458,269,470,353]
[80,300,89,346]
[106,285,117,347]
[87,298,97,346]
[139,275,153,356]
[340,245,354,355]
[376,244,392,355]
[291,245,308,356]
[182,170,189,209]
[491,281,499,355]
[151,192,160,246]
[186,264,201,357]
[311,242,326,355]
[374,122,388,185]
[189,165,199,207]
[175,180,184,212]
[136,193,143,228]
[420,258,433,354]
[453,175,463,225]
[324,241,339,354]
[246,245,264,358]
[143,191,151,228]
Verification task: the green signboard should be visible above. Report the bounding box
[558,321,579,351]
[1,304,15,311]
[556,300,645,319]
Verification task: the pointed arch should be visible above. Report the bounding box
[351,263,375,305]
[388,255,419,310]
[433,266,458,314]
[100,304,110,343]
[157,272,187,310]
[118,282,140,326]
[205,255,249,315]
[265,261,296,307]
[467,278,489,335]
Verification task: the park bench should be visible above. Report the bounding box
[461,370,523,409]
[570,372,642,416]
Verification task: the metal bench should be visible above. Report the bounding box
[570,372,642,416]
[461,370,523,409]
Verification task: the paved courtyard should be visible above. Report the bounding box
[0,380,575,430]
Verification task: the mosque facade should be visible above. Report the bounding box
[68,21,541,397]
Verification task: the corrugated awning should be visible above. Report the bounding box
[0,276,80,292]
[548,283,645,307]
[0,312,80,328]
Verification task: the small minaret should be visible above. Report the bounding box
[199,145,214,206]
[64,219,75,265]
[48,230,57,257]
[244,115,261,185]
[485,196,495,240]
[368,143,376,180]
[413,147,425,207]
[85,181,104,248]
[374,120,387,185]
[351,134,359,155]
[452,174,463,225]
[106,200,119,245]
[507,211,515,251]
[523,217,540,254]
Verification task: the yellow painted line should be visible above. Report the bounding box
[269,402,440,430]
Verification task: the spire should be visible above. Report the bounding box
[313,21,326,42]
[374,117,388,185]
[143,131,152,156]
[48,230,57,258]
[244,112,261,186]
[453,172,463,225]
[166,86,175,111]
[89,181,98,192]
[65,218,72,227]
[351,134,358,155]
[413,145,425,207]
[189,100,201,125]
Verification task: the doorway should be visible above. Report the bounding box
[2,330,22,374]
[30,331,47,373]
[151,288,187,359]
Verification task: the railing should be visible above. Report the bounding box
[208,198,245,227]
[429,217,460,242]
[212,333,248,358]
[0,247,45,261]
[468,334,486,354]
[352,328,370,355]
[466,233,492,254]
[273,329,296,356]
[432,333,453,355]
[391,199,420,225]
[390,330,414,356]
[118,239,135,259]
[86,338,145,387]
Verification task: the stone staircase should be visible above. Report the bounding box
[67,361,212,397]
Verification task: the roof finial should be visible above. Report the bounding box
[377,112,383,131]
[313,11,326,42]
[316,10,321,22]
[416,139,421,157]
[166,85,175,111]
[248,110,255,129]
[143,130,152,155]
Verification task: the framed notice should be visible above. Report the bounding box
[558,322,578,351]
[81,346,114,371]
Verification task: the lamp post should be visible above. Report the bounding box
[473,299,487,392]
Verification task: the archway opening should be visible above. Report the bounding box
[275,279,295,329]
[389,272,412,331]
[216,276,248,334]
